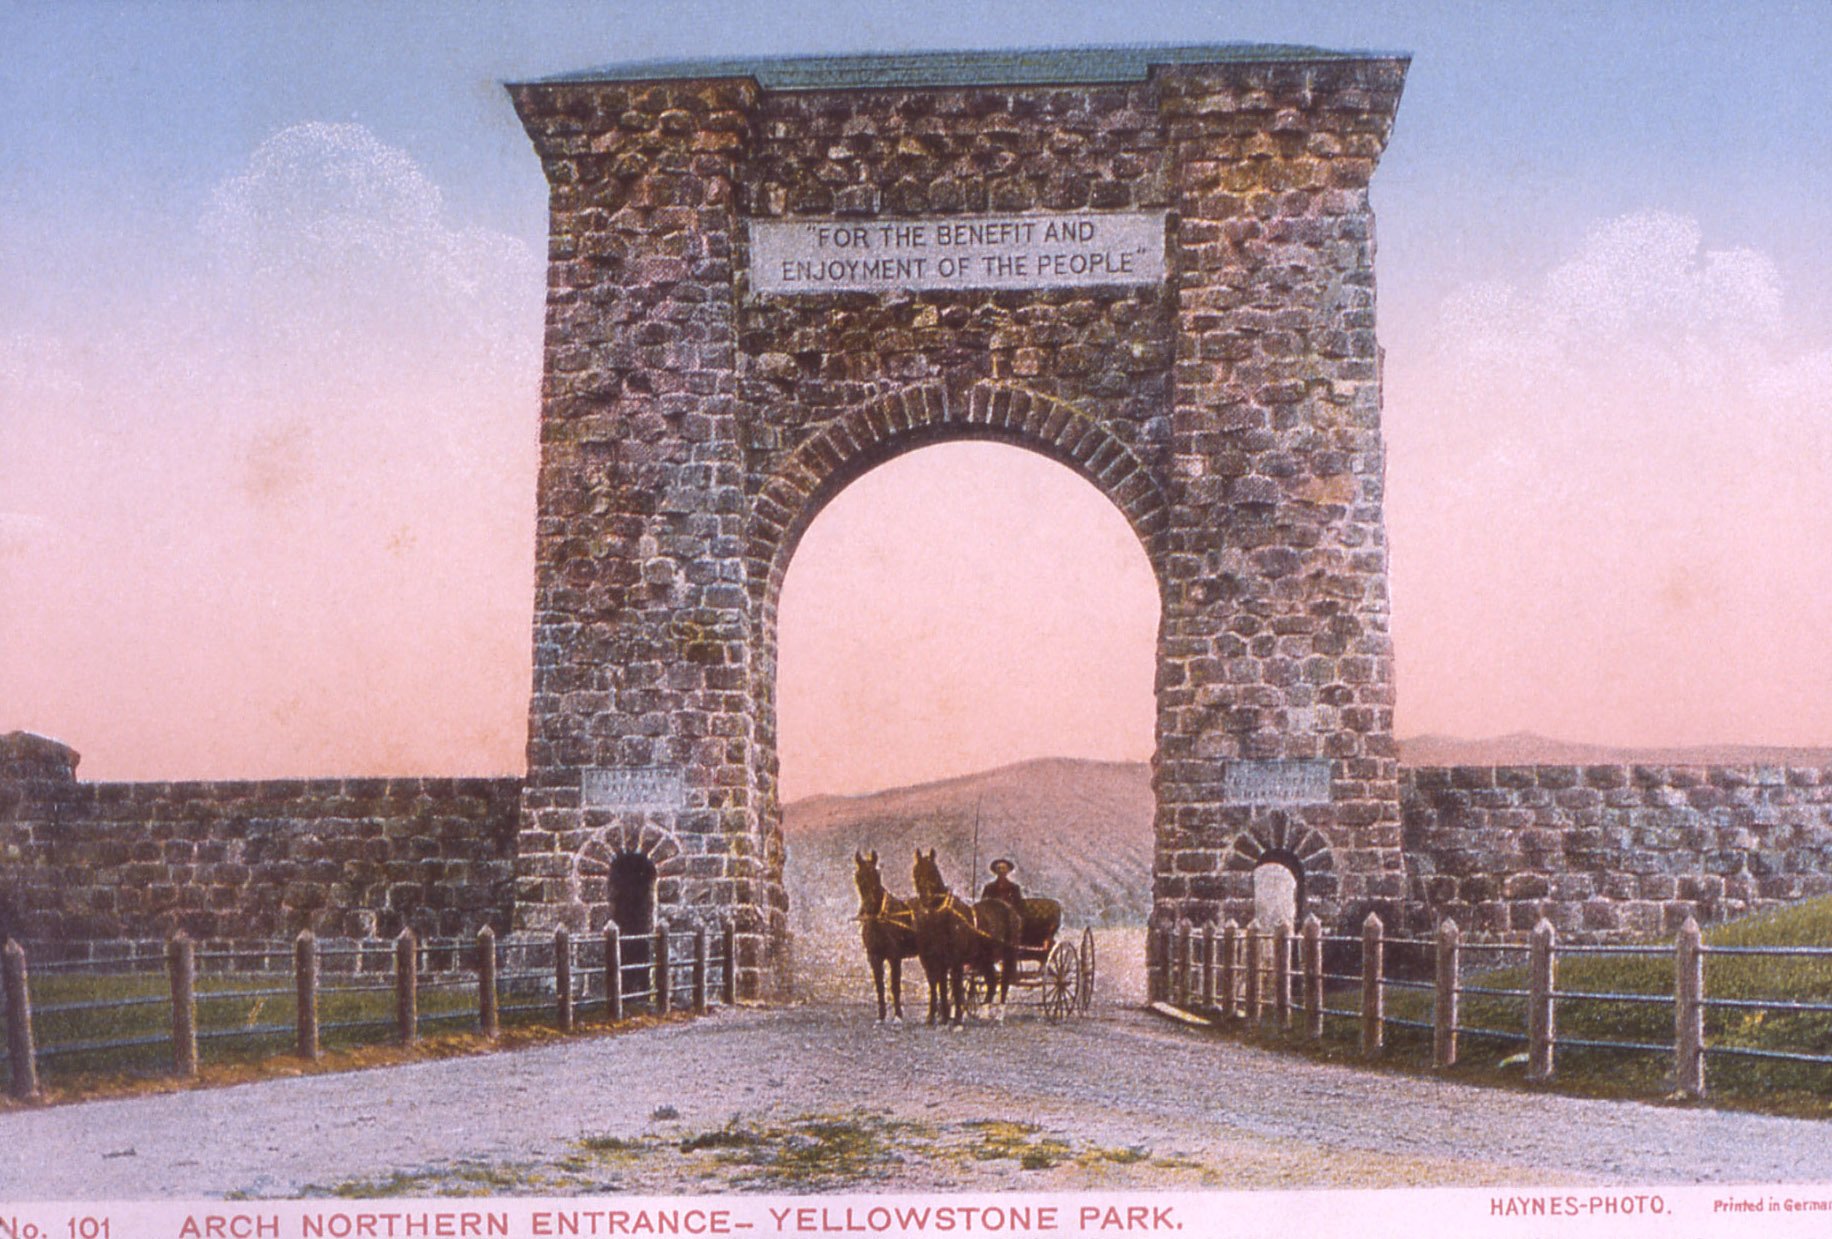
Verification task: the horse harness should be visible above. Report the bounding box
[921,890,1014,945]
[859,890,917,932]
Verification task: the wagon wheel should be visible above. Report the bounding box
[961,968,989,1020]
[1040,942,1080,1021]
[1079,927,1096,1013]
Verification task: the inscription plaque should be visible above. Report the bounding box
[1224,760,1333,806]
[750,212,1166,294]
[582,767,686,811]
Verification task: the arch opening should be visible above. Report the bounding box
[609,851,657,996]
[1252,855,1303,930]
[772,435,1163,999]
[775,439,1161,801]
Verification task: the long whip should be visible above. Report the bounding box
[970,796,982,896]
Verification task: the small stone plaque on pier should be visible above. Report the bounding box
[1224,760,1333,806]
[750,212,1166,294]
[582,767,686,811]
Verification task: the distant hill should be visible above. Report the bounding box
[784,757,1155,934]
[782,736,1832,943]
[780,738,1832,1000]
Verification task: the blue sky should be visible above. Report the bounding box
[7,1,1830,326]
[4,1,1830,784]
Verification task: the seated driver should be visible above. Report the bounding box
[980,858,1023,910]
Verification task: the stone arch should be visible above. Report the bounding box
[576,822,686,932]
[744,380,1174,926]
[1225,818,1336,925]
[509,49,1410,994]
[746,381,1172,600]
[743,372,1172,865]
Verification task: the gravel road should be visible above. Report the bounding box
[4,1001,1831,1199]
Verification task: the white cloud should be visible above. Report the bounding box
[1406,210,1832,493]
[208,123,444,262]
[2,122,544,778]
[198,122,541,404]
[1541,212,1781,343]
[1387,211,1832,746]
[1431,212,1796,422]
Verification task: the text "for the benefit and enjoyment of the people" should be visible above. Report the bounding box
[750,212,1166,294]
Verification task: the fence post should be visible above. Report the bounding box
[654,923,672,1015]
[555,928,574,1033]
[693,924,709,1015]
[3,939,39,1101]
[1675,916,1706,1099]
[1200,922,1216,1009]
[1160,923,1175,1003]
[1302,915,1323,1040]
[721,920,738,1007]
[395,928,419,1046]
[1360,912,1384,1056]
[1168,920,1181,1006]
[295,930,319,1061]
[1433,918,1460,1070]
[1172,920,1189,1006]
[1274,920,1292,1032]
[1244,921,1264,1031]
[1142,925,1155,1002]
[1139,923,1148,999]
[166,932,198,1080]
[1162,922,1173,1005]
[1527,917,1556,1082]
[477,926,499,1039]
[1220,920,1239,1021]
[604,924,624,1022]
[1146,924,1162,1002]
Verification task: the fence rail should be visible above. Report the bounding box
[1148,911,1832,1100]
[0,920,737,1101]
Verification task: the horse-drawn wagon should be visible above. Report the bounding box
[853,849,1095,1025]
[965,908,1096,1021]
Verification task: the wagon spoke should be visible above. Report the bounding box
[1041,942,1079,1021]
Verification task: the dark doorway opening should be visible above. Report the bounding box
[610,852,657,1002]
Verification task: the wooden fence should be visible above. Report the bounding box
[0,921,737,1101]
[1148,913,1832,1100]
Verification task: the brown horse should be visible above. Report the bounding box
[853,850,918,1022]
[911,848,1020,1027]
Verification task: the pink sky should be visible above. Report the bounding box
[3,126,1830,799]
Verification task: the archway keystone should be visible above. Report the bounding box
[508,45,1410,997]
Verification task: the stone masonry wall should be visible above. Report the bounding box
[508,50,1413,991]
[734,79,1180,965]
[0,735,519,943]
[508,75,772,992]
[1152,59,1406,936]
[7,726,1832,949]
[1401,765,1832,940]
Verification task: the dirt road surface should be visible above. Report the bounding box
[4,1001,1830,1199]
